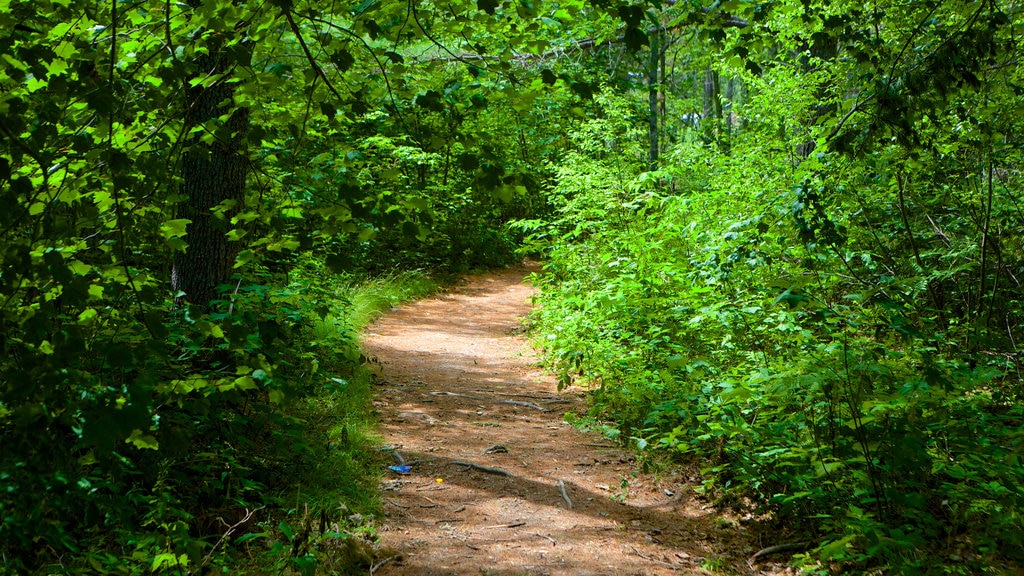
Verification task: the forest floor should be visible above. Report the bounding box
[361,263,796,576]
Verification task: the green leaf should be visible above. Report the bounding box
[477,0,498,15]
[196,320,224,339]
[268,388,285,404]
[818,534,856,560]
[160,219,191,239]
[151,553,188,572]
[773,289,809,309]
[325,253,351,273]
[331,49,354,72]
[267,239,300,252]
[234,249,255,268]
[77,308,98,325]
[126,429,159,451]
[45,58,68,77]
[279,521,295,541]
[624,28,648,51]
[351,0,379,14]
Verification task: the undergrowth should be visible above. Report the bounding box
[522,87,1024,574]
[245,266,440,574]
[0,266,439,575]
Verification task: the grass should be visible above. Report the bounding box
[343,270,441,330]
[309,270,441,352]
[247,268,443,573]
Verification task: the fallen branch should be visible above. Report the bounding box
[749,540,813,564]
[484,521,526,529]
[557,479,573,510]
[415,485,449,492]
[450,461,512,476]
[629,546,680,569]
[200,506,263,570]
[402,458,436,466]
[490,391,558,400]
[431,391,549,412]
[369,554,399,575]
[532,532,556,545]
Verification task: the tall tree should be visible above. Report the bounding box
[172,33,251,307]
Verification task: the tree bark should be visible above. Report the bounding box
[648,30,660,171]
[172,45,249,308]
[703,66,722,147]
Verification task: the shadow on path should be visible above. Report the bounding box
[364,266,783,576]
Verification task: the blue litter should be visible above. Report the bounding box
[389,465,412,474]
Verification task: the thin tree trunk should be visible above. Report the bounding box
[703,67,722,147]
[648,30,660,171]
[172,46,250,308]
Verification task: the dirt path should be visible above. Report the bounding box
[362,265,783,576]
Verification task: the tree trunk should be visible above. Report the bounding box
[647,30,660,171]
[172,47,249,308]
[703,66,722,147]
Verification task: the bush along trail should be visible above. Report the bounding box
[362,264,791,576]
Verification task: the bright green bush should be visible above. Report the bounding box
[526,71,1024,570]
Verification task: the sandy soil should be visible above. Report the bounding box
[362,264,792,576]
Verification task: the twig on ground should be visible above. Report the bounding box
[484,521,526,529]
[489,391,557,400]
[532,532,556,545]
[557,479,573,510]
[450,461,512,476]
[200,506,262,569]
[431,391,549,412]
[369,554,398,575]
[749,540,813,564]
[401,458,436,466]
[629,546,680,569]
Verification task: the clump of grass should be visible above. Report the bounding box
[344,269,439,330]
[291,269,440,500]
[306,270,439,349]
[251,267,442,572]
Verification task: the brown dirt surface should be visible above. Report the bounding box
[362,264,794,576]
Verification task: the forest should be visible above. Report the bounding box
[1,0,1022,573]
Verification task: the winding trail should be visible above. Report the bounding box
[362,264,781,576]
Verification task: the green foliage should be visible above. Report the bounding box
[7,0,1023,572]
[0,0,553,571]
[524,4,1024,570]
